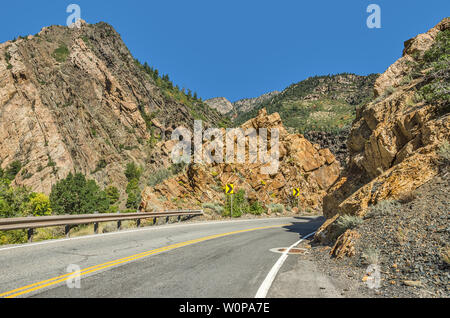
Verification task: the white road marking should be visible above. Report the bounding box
[0,216,303,252]
[255,231,316,298]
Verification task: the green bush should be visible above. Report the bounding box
[24,193,52,216]
[50,173,110,215]
[105,186,120,204]
[125,162,142,182]
[415,29,450,108]
[202,202,224,214]
[268,203,284,213]
[5,160,22,181]
[125,178,141,209]
[148,168,171,187]
[250,201,265,215]
[333,215,363,240]
[52,43,69,62]
[0,179,32,218]
[224,189,250,217]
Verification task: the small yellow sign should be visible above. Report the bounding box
[293,188,300,197]
[225,184,234,195]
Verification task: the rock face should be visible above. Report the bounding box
[316,18,450,243]
[140,108,341,212]
[205,97,234,115]
[0,21,225,196]
[304,128,350,167]
[232,91,280,114]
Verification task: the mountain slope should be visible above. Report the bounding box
[0,20,227,197]
[234,73,379,134]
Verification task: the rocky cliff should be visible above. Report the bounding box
[315,18,450,247]
[204,97,234,115]
[140,108,341,214]
[232,91,280,115]
[0,20,226,197]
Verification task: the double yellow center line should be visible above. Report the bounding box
[0,223,290,298]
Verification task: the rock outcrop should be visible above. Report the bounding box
[316,18,450,244]
[232,91,280,114]
[140,108,341,212]
[205,97,234,115]
[0,21,225,197]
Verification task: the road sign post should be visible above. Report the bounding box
[293,188,301,213]
[225,184,234,219]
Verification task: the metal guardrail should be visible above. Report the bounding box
[0,210,203,242]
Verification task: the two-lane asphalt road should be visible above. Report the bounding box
[0,216,324,298]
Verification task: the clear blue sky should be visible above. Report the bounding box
[1,1,448,101]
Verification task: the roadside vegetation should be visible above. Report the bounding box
[405,28,449,112]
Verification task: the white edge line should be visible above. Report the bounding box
[0,216,306,252]
[255,231,316,298]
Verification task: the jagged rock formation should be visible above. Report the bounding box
[316,18,450,245]
[304,129,350,167]
[206,91,280,117]
[204,97,234,115]
[232,91,280,115]
[0,20,225,197]
[140,108,341,213]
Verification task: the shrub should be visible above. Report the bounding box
[0,179,32,218]
[333,215,363,239]
[50,173,110,215]
[361,247,380,265]
[202,202,224,214]
[5,160,22,181]
[125,178,141,209]
[268,203,284,214]
[223,189,250,217]
[52,43,69,62]
[365,200,401,219]
[438,140,450,161]
[249,201,265,215]
[148,168,171,187]
[24,193,52,216]
[125,162,142,182]
[93,159,107,173]
[105,186,120,204]
[0,230,27,245]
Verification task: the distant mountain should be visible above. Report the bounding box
[204,97,234,115]
[234,73,379,134]
[232,91,281,115]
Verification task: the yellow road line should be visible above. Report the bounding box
[1,223,290,298]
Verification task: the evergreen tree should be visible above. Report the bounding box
[49,173,110,215]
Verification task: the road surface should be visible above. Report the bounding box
[0,216,325,298]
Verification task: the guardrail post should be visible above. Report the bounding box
[177,215,181,223]
[94,222,99,234]
[165,216,169,224]
[117,220,122,231]
[136,219,141,228]
[27,228,34,243]
[65,225,71,238]
[153,217,157,225]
